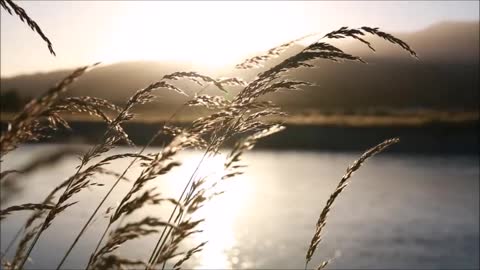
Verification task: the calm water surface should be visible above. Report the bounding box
[1,145,478,269]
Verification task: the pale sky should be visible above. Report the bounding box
[1,1,479,77]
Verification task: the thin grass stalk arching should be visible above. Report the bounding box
[148,109,250,269]
[304,138,400,269]
[0,15,419,269]
[56,81,228,269]
[55,73,239,268]
[146,125,225,268]
[16,79,160,269]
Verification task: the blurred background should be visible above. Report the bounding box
[1,1,478,269]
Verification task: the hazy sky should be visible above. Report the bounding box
[1,1,479,77]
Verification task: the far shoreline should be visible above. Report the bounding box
[1,110,478,128]
[1,118,477,155]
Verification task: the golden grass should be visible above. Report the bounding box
[0,0,56,56]
[305,138,400,269]
[0,2,420,269]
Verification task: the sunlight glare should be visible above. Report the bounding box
[94,2,310,69]
[165,152,252,269]
[193,169,251,269]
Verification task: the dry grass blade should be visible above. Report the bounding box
[234,46,361,105]
[120,133,200,204]
[235,27,416,106]
[172,241,207,270]
[234,121,267,136]
[261,47,364,79]
[324,26,418,58]
[237,80,312,105]
[314,251,341,270]
[99,153,154,165]
[190,108,240,137]
[186,95,231,110]
[151,125,284,270]
[91,168,132,183]
[90,255,147,270]
[323,26,374,51]
[0,0,11,13]
[0,63,99,158]
[15,148,144,268]
[88,217,180,270]
[305,138,400,269]
[246,108,284,122]
[360,26,418,58]
[49,96,123,124]
[0,0,55,55]
[64,132,197,270]
[163,72,244,93]
[147,108,288,269]
[1,21,418,270]
[55,82,217,269]
[4,165,130,269]
[77,79,192,159]
[10,225,39,269]
[0,203,54,220]
[118,137,193,215]
[316,259,330,270]
[42,152,152,228]
[216,77,247,87]
[235,33,319,69]
[110,189,162,223]
[58,78,188,197]
[146,118,245,268]
[149,219,204,268]
[225,124,285,171]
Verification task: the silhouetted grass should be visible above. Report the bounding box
[0,2,416,269]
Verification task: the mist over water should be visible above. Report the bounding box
[1,145,478,269]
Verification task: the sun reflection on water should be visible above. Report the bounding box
[167,152,253,269]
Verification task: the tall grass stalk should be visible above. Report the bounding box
[55,100,187,269]
[148,109,250,269]
[0,5,418,268]
[147,128,226,269]
[55,78,240,268]
[0,0,55,55]
[16,77,175,269]
[304,138,400,269]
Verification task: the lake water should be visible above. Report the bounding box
[1,144,478,269]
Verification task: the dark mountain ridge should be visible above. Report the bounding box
[1,21,478,111]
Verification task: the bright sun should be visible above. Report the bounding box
[94,2,310,69]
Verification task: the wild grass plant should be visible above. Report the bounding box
[0,1,416,269]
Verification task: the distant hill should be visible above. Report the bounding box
[0,61,197,106]
[340,21,479,63]
[1,21,478,112]
[246,21,479,110]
